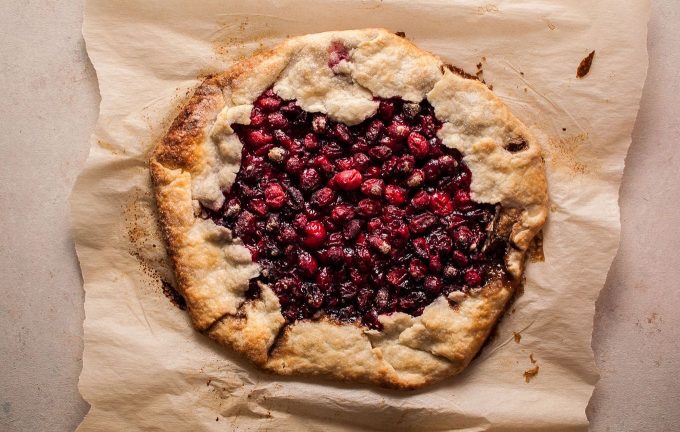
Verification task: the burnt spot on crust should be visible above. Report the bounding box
[505,139,529,153]
[395,31,406,38]
[576,50,595,78]
[153,78,224,170]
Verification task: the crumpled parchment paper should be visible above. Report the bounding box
[72,0,649,430]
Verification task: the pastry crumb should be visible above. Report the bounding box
[523,365,539,382]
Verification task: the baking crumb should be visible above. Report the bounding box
[395,31,406,38]
[530,353,537,364]
[513,332,522,343]
[524,365,539,383]
[562,127,567,132]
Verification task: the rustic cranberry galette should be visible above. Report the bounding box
[151,29,548,389]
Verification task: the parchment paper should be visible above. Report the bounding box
[72,1,649,430]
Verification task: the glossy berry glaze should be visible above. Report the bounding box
[203,89,506,330]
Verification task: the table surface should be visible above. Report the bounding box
[2,1,678,431]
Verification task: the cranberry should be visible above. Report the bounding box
[249,199,267,216]
[464,268,482,287]
[283,156,303,175]
[407,132,429,158]
[378,100,396,120]
[423,159,441,181]
[409,259,427,280]
[331,204,355,223]
[264,184,287,209]
[298,251,318,277]
[311,187,336,207]
[411,191,431,209]
[365,120,384,143]
[406,169,425,188]
[250,108,266,127]
[334,169,363,191]
[358,199,380,216]
[336,158,353,171]
[267,112,288,129]
[312,155,334,176]
[454,189,471,206]
[430,192,453,215]
[384,185,406,205]
[409,213,437,234]
[424,276,442,295]
[333,123,352,143]
[247,130,273,147]
[368,145,392,161]
[453,226,474,250]
[343,219,362,240]
[303,133,319,150]
[352,153,370,171]
[255,96,281,111]
[300,168,321,191]
[387,121,411,139]
[387,267,408,286]
[360,178,385,197]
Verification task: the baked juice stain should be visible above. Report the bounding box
[162,280,187,310]
[523,353,539,382]
[547,133,590,175]
[577,50,595,78]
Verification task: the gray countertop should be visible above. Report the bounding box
[1,1,678,430]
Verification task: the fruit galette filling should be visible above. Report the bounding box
[204,89,507,329]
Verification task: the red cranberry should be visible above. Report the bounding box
[429,256,443,274]
[249,199,267,216]
[312,155,334,176]
[303,221,326,249]
[384,185,406,205]
[412,237,430,258]
[279,226,299,244]
[409,259,427,280]
[387,267,408,286]
[367,218,382,232]
[452,250,469,266]
[464,268,482,287]
[267,112,288,129]
[343,219,362,240]
[311,187,336,207]
[430,192,453,215]
[378,100,395,120]
[250,108,266,127]
[358,199,380,216]
[336,158,354,171]
[453,226,474,249]
[395,155,415,175]
[368,235,392,254]
[328,40,350,68]
[454,190,471,206]
[406,169,425,188]
[247,130,273,147]
[423,159,441,181]
[264,184,287,209]
[352,153,370,171]
[255,96,281,111]
[300,168,321,191]
[424,276,442,295]
[331,204,355,223]
[387,121,410,139]
[407,132,429,158]
[409,213,437,234]
[368,145,392,161]
[360,178,385,197]
[303,133,319,150]
[333,123,352,143]
[364,166,382,179]
[298,251,318,277]
[420,114,436,136]
[334,169,363,191]
[285,156,304,174]
[439,155,457,173]
[365,120,384,142]
[411,191,431,209]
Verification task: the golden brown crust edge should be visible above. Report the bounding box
[150,29,548,389]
